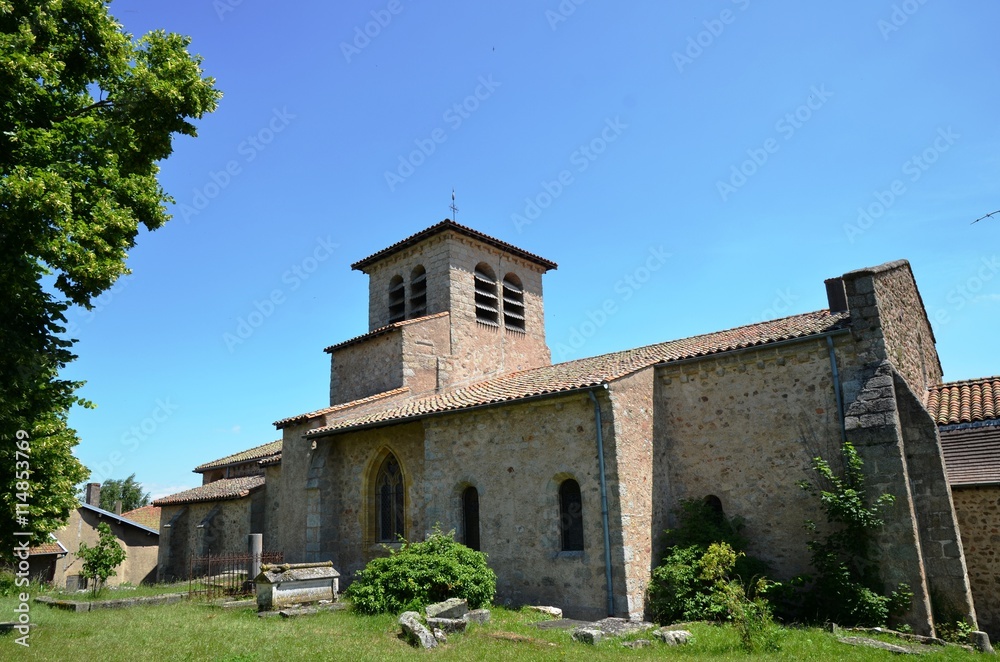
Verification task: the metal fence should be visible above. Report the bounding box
[188,551,283,600]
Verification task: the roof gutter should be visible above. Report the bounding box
[588,385,615,617]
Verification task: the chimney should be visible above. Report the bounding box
[85,482,101,507]
[825,277,848,314]
[114,500,122,516]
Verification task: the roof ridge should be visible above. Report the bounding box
[194,439,282,472]
[931,375,1000,389]
[324,312,450,354]
[274,387,411,428]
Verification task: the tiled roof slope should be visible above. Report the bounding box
[941,426,1000,486]
[122,505,161,531]
[308,309,850,438]
[351,219,558,272]
[152,476,265,506]
[195,440,282,473]
[274,387,410,429]
[29,535,68,556]
[324,313,449,354]
[926,376,1000,425]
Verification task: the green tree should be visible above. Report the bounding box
[76,522,127,595]
[99,474,150,513]
[0,0,220,561]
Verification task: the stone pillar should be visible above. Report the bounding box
[248,533,263,583]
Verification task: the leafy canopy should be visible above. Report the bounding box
[0,0,220,560]
[99,474,151,513]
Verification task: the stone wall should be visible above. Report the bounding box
[156,498,253,580]
[329,330,404,405]
[951,486,1000,639]
[841,261,942,395]
[399,313,451,396]
[653,336,850,581]
[420,394,614,620]
[606,368,655,618]
[274,421,314,560]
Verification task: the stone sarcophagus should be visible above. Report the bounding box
[255,562,340,611]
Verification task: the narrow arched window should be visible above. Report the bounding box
[409,266,427,319]
[559,479,583,551]
[388,275,405,324]
[474,263,499,325]
[462,486,480,551]
[375,454,404,542]
[502,273,525,332]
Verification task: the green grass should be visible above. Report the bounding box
[0,592,984,661]
[36,580,191,602]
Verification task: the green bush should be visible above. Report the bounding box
[345,528,496,615]
[648,499,772,625]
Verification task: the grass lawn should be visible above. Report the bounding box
[0,592,986,661]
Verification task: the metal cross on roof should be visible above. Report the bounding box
[449,189,459,221]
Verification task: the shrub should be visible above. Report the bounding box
[76,522,126,596]
[794,442,911,627]
[345,528,496,615]
[648,499,771,625]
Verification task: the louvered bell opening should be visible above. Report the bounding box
[502,276,525,332]
[388,278,405,323]
[474,266,499,325]
[410,271,427,318]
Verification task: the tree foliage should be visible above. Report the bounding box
[76,522,126,595]
[99,474,150,513]
[0,0,220,560]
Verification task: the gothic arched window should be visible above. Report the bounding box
[559,479,583,551]
[376,454,404,542]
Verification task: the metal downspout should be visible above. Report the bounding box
[827,336,847,444]
[588,386,615,617]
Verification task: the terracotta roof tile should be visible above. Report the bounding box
[941,426,1000,486]
[323,313,449,354]
[274,387,411,429]
[121,505,162,531]
[194,440,282,473]
[351,219,557,272]
[259,453,281,467]
[926,376,1000,425]
[29,535,68,556]
[308,309,850,438]
[152,476,265,506]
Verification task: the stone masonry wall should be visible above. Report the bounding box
[653,336,851,581]
[155,498,250,581]
[841,261,942,396]
[895,373,977,625]
[400,313,452,396]
[54,509,158,587]
[606,368,655,619]
[421,394,615,620]
[329,330,404,405]
[314,422,426,579]
[951,486,1000,639]
[365,232,452,330]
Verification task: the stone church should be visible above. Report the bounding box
[156,219,997,635]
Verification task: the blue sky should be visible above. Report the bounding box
[63,1,1000,499]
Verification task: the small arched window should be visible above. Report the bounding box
[502,273,525,332]
[375,454,405,542]
[462,486,480,551]
[388,275,405,324]
[474,263,499,325]
[409,265,427,319]
[559,479,583,552]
